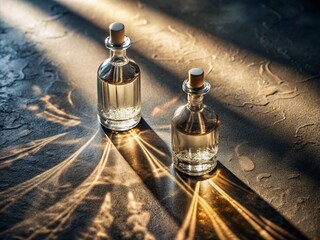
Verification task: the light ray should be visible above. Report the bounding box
[67,89,76,108]
[1,134,111,239]
[0,132,68,169]
[153,124,171,130]
[79,192,114,240]
[121,130,240,239]
[0,131,98,213]
[2,0,317,147]
[131,130,167,157]
[34,95,80,127]
[128,130,169,178]
[174,174,240,240]
[124,191,155,240]
[110,127,302,239]
[207,179,300,240]
[151,96,179,117]
[175,182,199,240]
[213,171,252,195]
[51,0,319,151]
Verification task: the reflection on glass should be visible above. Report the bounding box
[172,68,220,176]
[97,23,141,131]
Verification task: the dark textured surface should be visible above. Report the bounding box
[0,0,319,239]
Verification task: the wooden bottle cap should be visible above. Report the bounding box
[188,68,204,88]
[109,22,125,44]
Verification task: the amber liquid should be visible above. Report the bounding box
[97,60,141,131]
[172,124,218,176]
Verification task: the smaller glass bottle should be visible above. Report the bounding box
[171,68,220,176]
[97,22,141,131]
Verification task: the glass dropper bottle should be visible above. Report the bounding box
[97,22,141,131]
[171,68,220,176]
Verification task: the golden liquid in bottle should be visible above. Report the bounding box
[172,124,219,176]
[97,61,141,131]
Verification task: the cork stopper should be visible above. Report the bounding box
[109,22,125,44]
[188,68,204,88]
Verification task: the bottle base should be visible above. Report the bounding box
[97,113,141,131]
[173,156,217,176]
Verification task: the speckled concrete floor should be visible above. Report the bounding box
[0,0,319,239]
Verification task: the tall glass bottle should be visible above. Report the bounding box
[172,68,220,176]
[97,22,141,131]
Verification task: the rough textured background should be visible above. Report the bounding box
[0,0,319,239]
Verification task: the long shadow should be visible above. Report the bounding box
[0,1,315,238]
[103,118,307,239]
[139,0,320,78]
[131,50,320,183]
[23,0,320,183]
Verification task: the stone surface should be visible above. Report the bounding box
[0,0,319,239]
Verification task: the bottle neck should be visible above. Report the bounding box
[182,79,210,111]
[187,94,203,111]
[109,49,129,64]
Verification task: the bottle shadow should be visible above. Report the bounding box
[102,118,307,239]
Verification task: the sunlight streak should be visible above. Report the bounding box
[1,133,110,239]
[207,179,300,240]
[116,130,241,238]
[34,95,80,126]
[122,129,239,239]
[124,191,155,239]
[0,1,313,237]
[212,170,252,195]
[67,89,76,109]
[174,174,240,240]
[107,128,302,239]
[153,124,171,131]
[0,132,68,169]
[79,192,114,240]
[131,130,167,157]
[151,96,179,117]
[0,131,98,214]
[51,0,320,147]
[128,130,169,178]
[175,182,199,240]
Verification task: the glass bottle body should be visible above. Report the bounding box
[172,92,219,176]
[97,49,141,131]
